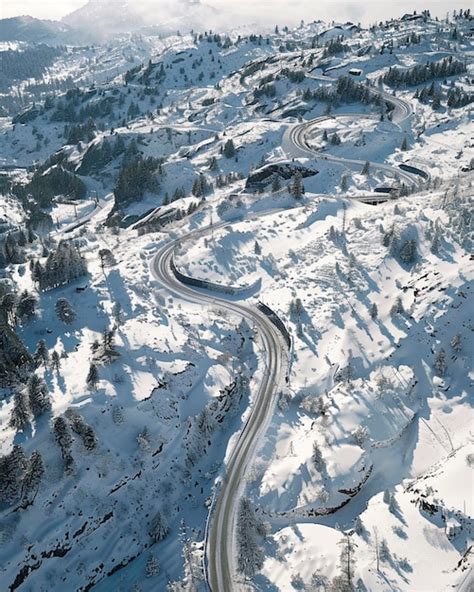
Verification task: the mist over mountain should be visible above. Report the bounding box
[62,0,219,39]
[0,16,83,44]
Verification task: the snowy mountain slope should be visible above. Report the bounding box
[0,8,472,592]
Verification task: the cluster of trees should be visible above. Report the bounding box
[237,498,265,577]
[64,408,97,450]
[254,82,277,100]
[10,374,51,431]
[91,327,120,365]
[0,45,63,91]
[32,240,87,291]
[280,68,306,84]
[50,87,116,124]
[382,57,466,87]
[191,173,211,197]
[66,119,96,145]
[0,286,33,385]
[53,416,75,474]
[0,231,28,266]
[0,445,44,507]
[215,171,243,188]
[322,36,349,58]
[114,152,162,208]
[27,164,86,207]
[307,76,390,113]
[78,134,126,175]
[446,86,473,109]
[382,225,418,265]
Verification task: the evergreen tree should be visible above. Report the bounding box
[86,363,99,390]
[434,349,447,376]
[149,511,170,542]
[390,296,404,316]
[370,303,378,320]
[290,171,304,199]
[55,297,76,324]
[312,441,324,471]
[223,139,235,158]
[53,416,75,474]
[16,290,37,321]
[271,175,281,192]
[51,350,61,372]
[65,408,97,450]
[10,390,31,431]
[237,497,264,577]
[27,374,51,417]
[34,339,50,367]
[361,161,370,175]
[145,553,160,577]
[21,450,44,506]
[450,333,462,352]
[0,445,27,504]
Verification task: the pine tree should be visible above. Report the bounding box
[86,363,99,390]
[390,296,404,316]
[354,516,364,536]
[271,175,281,192]
[254,241,261,255]
[112,301,123,325]
[370,303,378,320]
[450,333,462,352]
[10,390,31,431]
[27,374,51,417]
[51,350,61,372]
[16,290,37,321]
[312,441,324,470]
[400,137,408,151]
[21,450,44,506]
[399,239,417,264]
[55,297,76,324]
[223,139,235,158]
[290,171,304,199]
[0,445,27,504]
[237,498,264,577]
[361,161,370,175]
[145,553,160,577]
[149,511,170,542]
[53,416,75,474]
[335,534,357,591]
[34,339,49,367]
[65,408,97,450]
[379,538,391,562]
[434,349,447,376]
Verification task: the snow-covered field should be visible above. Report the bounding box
[0,7,473,592]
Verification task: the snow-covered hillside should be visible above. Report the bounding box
[0,7,472,592]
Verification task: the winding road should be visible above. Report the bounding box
[149,79,423,591]
[151,228,288,592]
[284,74,421,192]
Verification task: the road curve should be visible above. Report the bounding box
[284,81,421,190]
[151,228,288,591]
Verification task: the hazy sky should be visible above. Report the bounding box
[1,0,458,25]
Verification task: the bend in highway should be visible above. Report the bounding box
[151,228,288,592]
